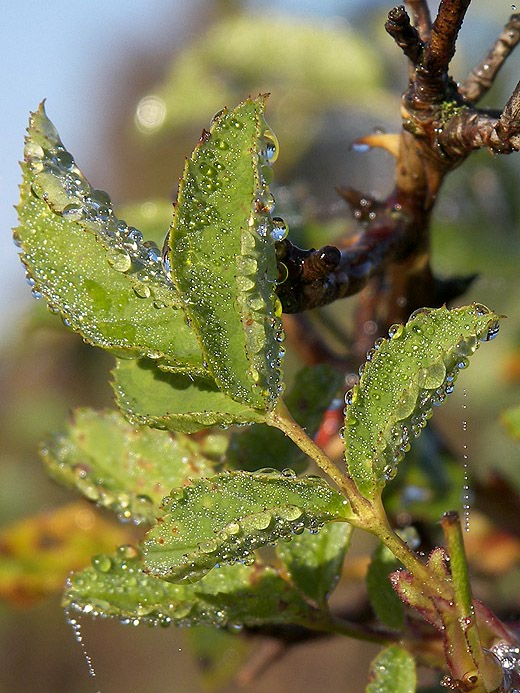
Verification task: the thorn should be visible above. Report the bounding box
[352,133,401,158]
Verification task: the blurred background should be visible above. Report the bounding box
[1,1,520,691]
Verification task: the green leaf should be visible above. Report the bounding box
[16,103,203,372]
[168,95,285,410]
[63,549,320,629]
[343,304,501,499]
[366,543,404,631]
[366,646,416,693]
[277,521,352,607]
[112,357,267,433]
[142,471,350,583]
[227,364,342,473]
[40,408,214,523]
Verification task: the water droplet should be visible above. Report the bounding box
[270,217,289,242]
[85,189,111,209]
[143,241,161,263]
[255,191,275,214]
[24,141,44,161]
[61,203,83,221]
[65,610,99,686]
[133,282,151,299]
[409,307,432,321]
[210,108,226,127]
[251,511,273,531]
[226,521,241,535]
[344,389,355,406]
[52,149,75,171]
[107,248,132,272]
[259,164,274,185]
[117,544,140,560]
[228,117,244,130]
[199,538,219,554]
[281,505,303,522]
[92,554,112,573]
[126,227,142,243]
[480,320,499,341]
[261,129,279,163]
[388,323,404,339]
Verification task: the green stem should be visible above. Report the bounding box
[440,512,504,691]
[371,505,451,599]
[267,400,360,502]
[440,512,474,620]
[269,401,450,599]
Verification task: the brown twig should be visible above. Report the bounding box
[277,0,520,338]
[424,0,471,85]
[406,0,432,42]
[460,14,520,103]
[385,5,424,66]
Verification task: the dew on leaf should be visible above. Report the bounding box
[60,204,84,222]
[91,554,112,573]
[106,248,132,273]
[260,129,279,162]
[270,217,289,242]
[479,320,500,341]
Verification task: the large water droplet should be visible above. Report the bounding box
[107,248,132,272]
[261,129,279,163]
[92,554,112,573]
[388,323,404,339]
[270,217,289,242]
[60,203,84,221]
[479,320,499,341]
[133,282,151,299]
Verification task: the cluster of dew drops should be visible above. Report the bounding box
[341,305,500,486]
[204,106,290,405]
[147,468,334,583]
[20,107,290,404]
[20,114,180,308]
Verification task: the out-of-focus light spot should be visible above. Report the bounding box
[75,507,96,530]
[135,95,166,133]
[140,201,157,218]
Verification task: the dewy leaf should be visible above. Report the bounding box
[15,103,203,372]
[343,304,502,499]
[40,408,214,524]
[112,358,267,433]
[142,471,350,583]
[168,94,285,411]
[366,646,416,693]
[64,550,320,629]
[227,364,343,473]
[0,503,129,606]
[366,542,404,631]
[276,521,352,607]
